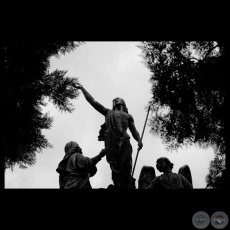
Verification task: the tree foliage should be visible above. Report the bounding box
[138,41,227,188]
[4,42,83,171]
[205,152,226,189]
[138,41,227,155]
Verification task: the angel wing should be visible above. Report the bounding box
[138,166,156,189]
[178,164,193,188]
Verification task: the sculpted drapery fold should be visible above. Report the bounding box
[105,110,133,188]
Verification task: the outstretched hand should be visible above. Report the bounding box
[74,82,83,90]
[99,147,110,158]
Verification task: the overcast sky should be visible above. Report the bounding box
[5,42,215,189]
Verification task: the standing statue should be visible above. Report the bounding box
[56,141,109,189]
[76,84,143,189]
[142,157,193,189]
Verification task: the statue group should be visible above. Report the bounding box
[56,84,193,189]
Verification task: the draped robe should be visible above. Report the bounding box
[104,110,133,188]
[56,144,97,189]
[145,173,193,189]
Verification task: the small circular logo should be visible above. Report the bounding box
[192,211,210,229]
[211,211,229,229]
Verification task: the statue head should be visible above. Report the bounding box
[112,97,128,113]
[64,141,82,155]
[156,157,174,172]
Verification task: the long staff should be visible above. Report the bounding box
[129,105,151,188]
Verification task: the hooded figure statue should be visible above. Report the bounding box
[56,141,109,189]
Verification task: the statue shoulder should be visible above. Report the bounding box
[76,153,89,164]
[128,113,134,122]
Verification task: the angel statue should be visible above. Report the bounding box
[138,157,193,189]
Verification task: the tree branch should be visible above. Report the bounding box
[204,44,219,59]
[189,57,200,62]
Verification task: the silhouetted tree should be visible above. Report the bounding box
[138,41,227,187]
[205,152,226,189]
[4,42,83,171]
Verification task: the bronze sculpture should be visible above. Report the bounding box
[140,157,193,189]
[56,141,109,189]
[76,84,143,189]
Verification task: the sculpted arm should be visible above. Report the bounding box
[77,84,109,116]
[128,114,143,151]
[76,148,109,177]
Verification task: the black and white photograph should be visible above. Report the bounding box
[4,41,227,190]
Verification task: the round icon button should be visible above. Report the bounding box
[192,211,210,229]
[211,211,228,229]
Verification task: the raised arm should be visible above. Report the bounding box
[128,114,143,151]
[77,84,109,116]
